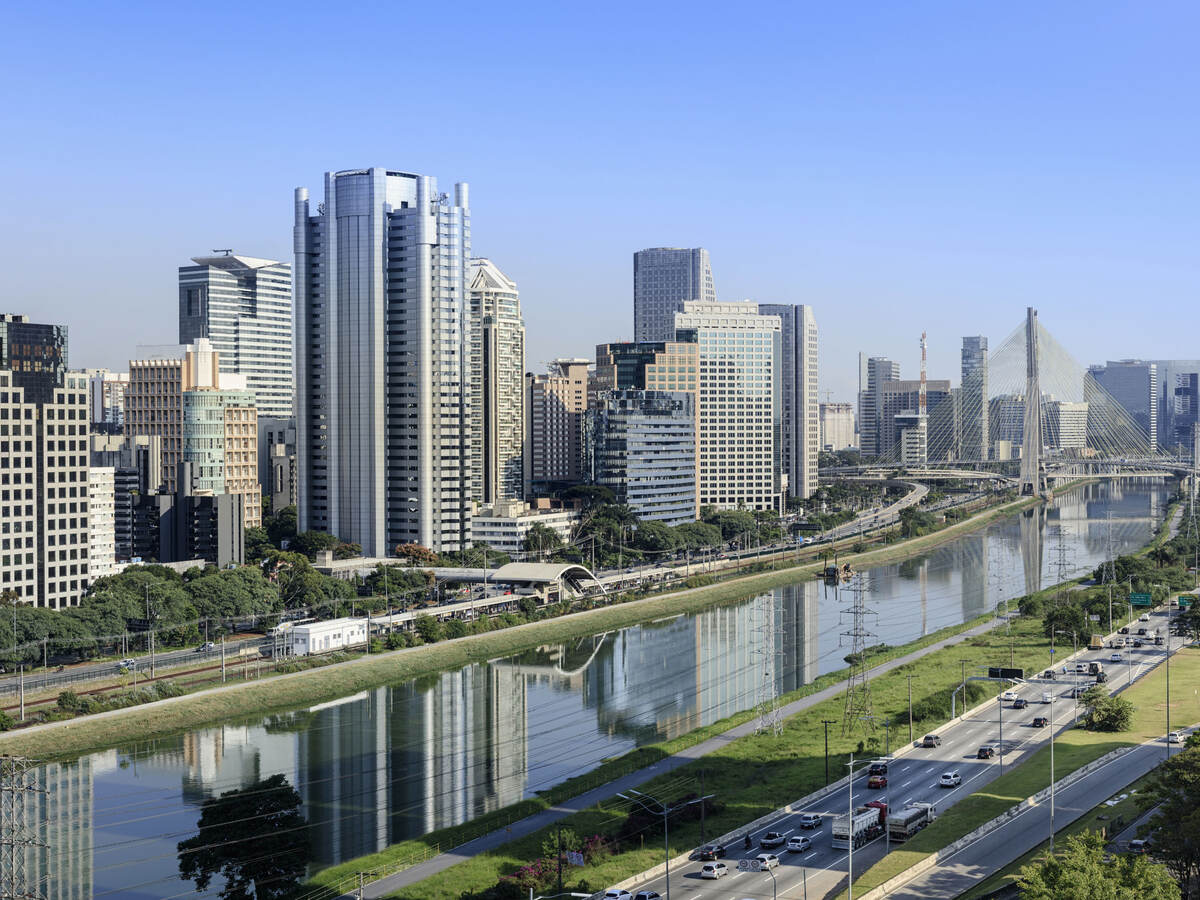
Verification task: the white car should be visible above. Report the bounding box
[602,892,633,900]
[939,771,962,788]
[700,862,728,879]
[755,853,780,870]
[1110,652,1123,662]
[1169,731,1185,744]
[1140,613,1152,622]
[118,658,137,669]
[1000,690,1019,702]
[786,835,812,852]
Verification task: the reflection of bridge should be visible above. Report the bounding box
[492,633,611,682]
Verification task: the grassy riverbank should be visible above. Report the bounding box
[0,486,1048,760]
[841,645,1200,898]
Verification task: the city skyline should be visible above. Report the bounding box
[7,4,1199,401]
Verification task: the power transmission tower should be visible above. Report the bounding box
[1053,524,1075,585]
[753,591,783,736]
[840,574,878,736]
[1,756,46,900]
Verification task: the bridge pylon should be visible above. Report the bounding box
[1018,307,1047,498]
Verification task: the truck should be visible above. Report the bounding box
[832,807,883,849]
[886,802,937,842]
[1088,661,1103,676]
[1089,634,1104,651]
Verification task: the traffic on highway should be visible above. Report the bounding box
[614,605,1181,899]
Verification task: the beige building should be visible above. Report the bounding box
[820,402,856,451]
[524,359,590,494]
[87,466,118,581]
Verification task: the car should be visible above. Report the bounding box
[1129,839,1149,854]
[602,891,633,900]
[1133,640,1144,648]
[922,734,942,748]
[1075,662,1091,674]
[695,843,726,860]
[939,772,962,788]
[1032,716,1049,728]
[118,658,137,669]
[1140,613,1152,622]
[195,642,216,652]
[755,853,780,870]
[700,862,727,879]
[1137,627,1149,636]
[868,774,887,788]
[977,746,995,759]
[1001,690,1019,702]
[1042,691,1053,703]
[1096,671,1109,684]
[760,831,786,848]
[1042,669,1055,679]
[1110,652,1123,662]
[786,835,813,853]
[798,813,822,829]
[1169,731,1184,744]
[633,892,660,900]
[868,761,888,776]
[1013,698,1028,710]
[1119,626,1130,634]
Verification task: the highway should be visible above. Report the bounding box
[617,607,1179,900]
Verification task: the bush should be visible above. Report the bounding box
[0,708,14,731]
[56,690,80,712]
[444,619,468,640]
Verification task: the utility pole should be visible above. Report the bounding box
[220,636,226,683]
[1,755,47,900]
[821,720,836,785]
[841,574,877,737]
[906,675,917,743]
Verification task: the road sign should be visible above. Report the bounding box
[1180,595,1197,609]
[738,858,763,872]
[1089,615,1101,622]
[989,667,1024,680]
[1130,593,1153,607]
[566,850,585,866]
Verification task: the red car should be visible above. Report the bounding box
[867,774,887,789]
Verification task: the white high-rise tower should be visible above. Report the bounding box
[295,168,472,555]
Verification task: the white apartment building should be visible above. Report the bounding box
[87,467,118,581]
[86,368,129,432]
[471,500,580,559]
[760,304,819,499]
[674,301,784,513]
[295,169,472,555]
[469,258,525,505]
[820,402,856,450]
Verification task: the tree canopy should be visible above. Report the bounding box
[1016,831,1178,900]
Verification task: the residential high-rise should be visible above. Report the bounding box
[524,359,590,495]
[633,248,716,342]
[90,433,161,562]
[179,253,294,418]
[182,388,260,528]
[674,301,783,512]
[960,336,989,461]
[86,368,129,433]
[469,258,525,505]
[87,466,118,580]
[1086,360,1159,452]
[860,357,900,458]
[589,390,697,525]
[127,339,222,494]
[759,304,819,500]
[295,169,472,555]
[1047,400,1089,451]
[820,402,856,451]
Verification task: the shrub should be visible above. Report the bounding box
[0,709,14,731]
[56,690,81,712]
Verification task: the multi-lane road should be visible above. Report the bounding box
[620,607,1179,900]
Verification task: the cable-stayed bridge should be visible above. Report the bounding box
[830,307,1197,491]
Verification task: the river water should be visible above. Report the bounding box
[26,480,1170,898]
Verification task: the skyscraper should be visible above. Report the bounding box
[820,402,856,451]
[524,359,590,495]
[960,336,989,461]
[179,253,294,418]
[1086,360,1159,453]
[469,258,525,505]
[633,248,716,342]
[860,357,900,458]
[295,168,472,555]
[759,304,819,500]
[674,301,783,512]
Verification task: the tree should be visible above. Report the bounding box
[560,485,615,509]
[1042,601,1089,643]
[261,551,328,610]
[178,774,311,900]
[244,527,272,563]
[264,505,297,548]
[704,509,756,541]
[523,523,564,557]
[1140,747,1200,896]
[672,521,722,550]
[396,543,440,566]
[632,521,679,554]
[414,615,443,644]
[1016,831,1178,900]
[289,531,342,560]
[1079,686,1133,732]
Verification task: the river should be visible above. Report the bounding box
[23,480,1170,898]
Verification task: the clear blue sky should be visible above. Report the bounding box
[4,0,1198,400]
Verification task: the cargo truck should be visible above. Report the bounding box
[1089,634,1104,650]
[886,802,937,842]
[832,807,883,849]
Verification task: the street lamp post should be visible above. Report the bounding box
[616,790,712,900]
[821,719,836,785]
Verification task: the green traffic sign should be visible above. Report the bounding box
[1129,592,1153,607]
[1179,595,1197,609]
